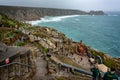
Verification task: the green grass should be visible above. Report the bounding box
[56,55,88,70]
[0,13,24,28]
[15,41,26,46]
[89,49,116,68]
[103,58,116,68]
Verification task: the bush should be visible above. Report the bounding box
[0,15,2,21]
[89,49,116,68]
[103,58,116,68]
[15,41,26,46]
[43,47,48,55]
[13,30,21,34]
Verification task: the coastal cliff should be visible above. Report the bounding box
[0,5,105,21]
[0,12,119,79]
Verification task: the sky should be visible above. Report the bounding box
[0,0,120,11]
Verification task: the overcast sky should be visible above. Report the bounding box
[0,0,120,11]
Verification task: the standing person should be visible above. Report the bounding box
[91,64,101,80]
[103,68,118,80]
[0,21,2,27]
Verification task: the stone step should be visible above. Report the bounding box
[34,76,46,80]
[35,49,40,52]
[33,58,47,80]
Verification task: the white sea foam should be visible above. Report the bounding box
[27,15,79,25]
[26,20,40,25]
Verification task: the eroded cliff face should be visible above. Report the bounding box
[0,5,105,21]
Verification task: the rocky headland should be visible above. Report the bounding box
[0,5,105,21]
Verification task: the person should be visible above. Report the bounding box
[76,40,86,55]
[91,64,101,80]
[102,68,118,80]
[0,21,2,27]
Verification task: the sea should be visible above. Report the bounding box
[28,11,120,58]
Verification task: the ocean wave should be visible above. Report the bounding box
[75,19,80,21]
[27,15,79,25]
[26,20,41,25]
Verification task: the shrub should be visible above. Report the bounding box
[43,47,48,55]
[103,58,116,68]
[0,15,2,21]
[15,41,26,46]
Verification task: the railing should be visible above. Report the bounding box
[0,62,32,80]
[60,63,92,76]
[50,55,92,76]
[0,62,31,68]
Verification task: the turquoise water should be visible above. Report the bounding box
[29,12,120,57]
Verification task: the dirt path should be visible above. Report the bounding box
[33,57,47,80]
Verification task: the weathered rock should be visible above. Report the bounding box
[48,69,56,74]
[98,64,108,72]
[0,42,7,52]
[39,38,56,49]
[51,31,59,38]
[29,35,35,42]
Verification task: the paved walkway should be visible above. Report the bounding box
[25,44,47,80]
[33,57,47,80]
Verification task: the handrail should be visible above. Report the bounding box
[50,55,92,76]
[0,62,32,68]
[96,55,103,64]
[60,63,92,76]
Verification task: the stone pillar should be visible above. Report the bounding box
[18,55,21,76]
[0,68,1,80]
[27,53,30,72]
[58,64,61,71]
[71,68,75,74]
[20,55,25,76]
[8,63,14,78]
[25,53,28,73]
[67,68,70,73]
